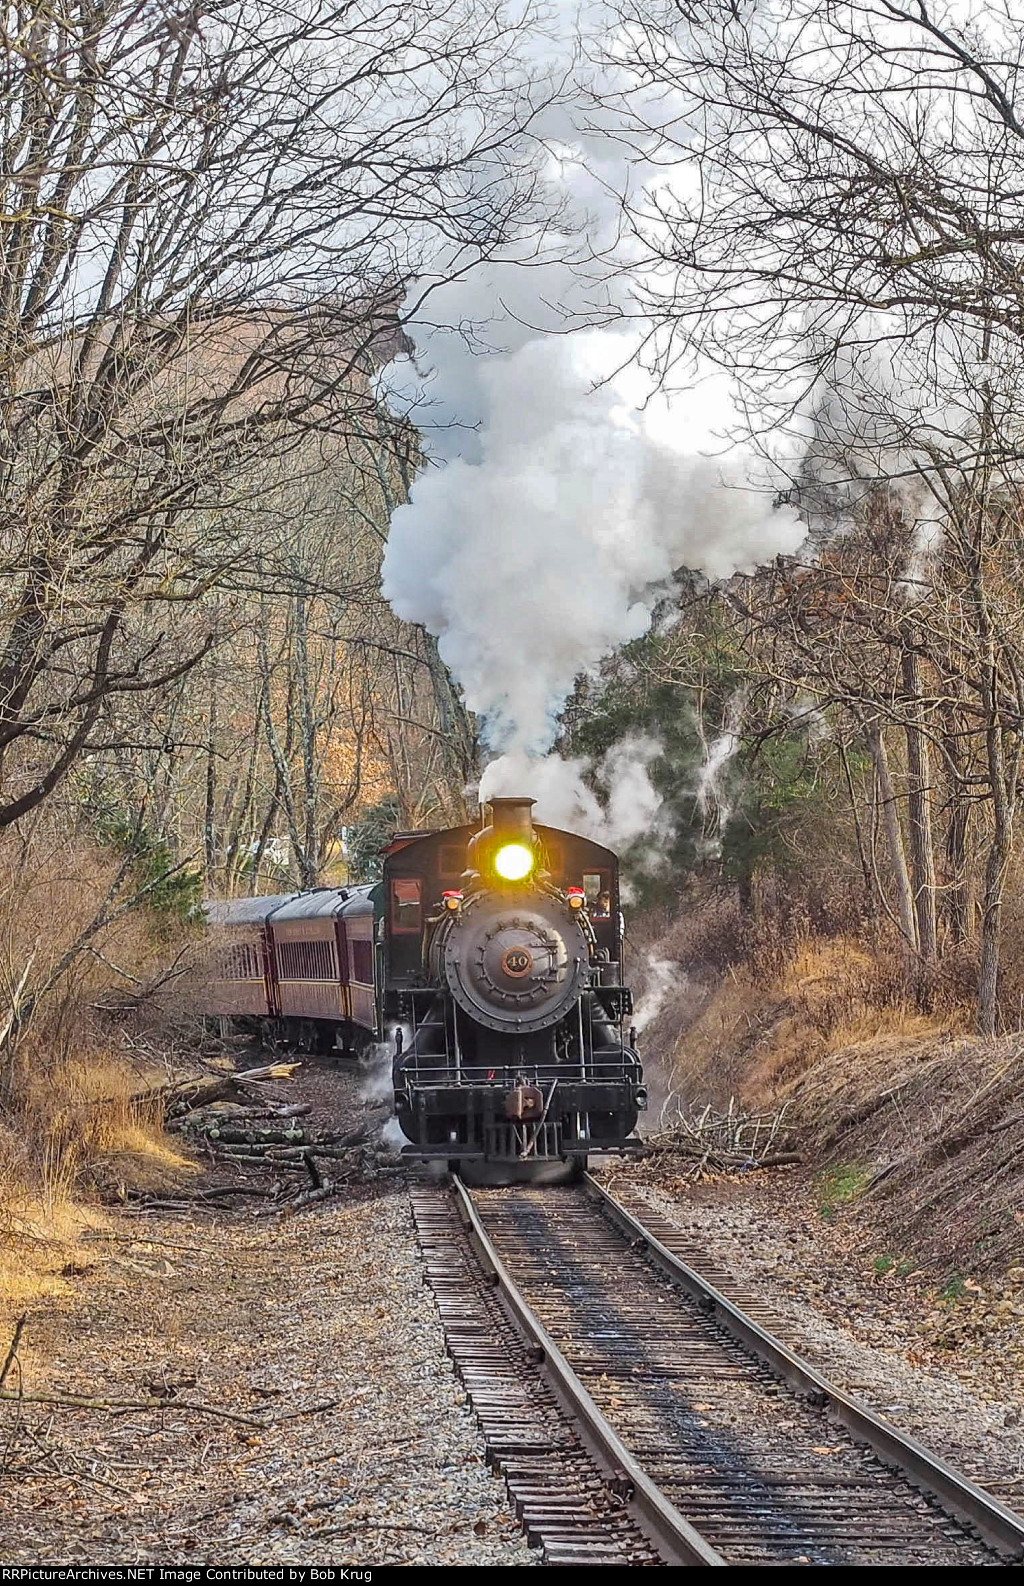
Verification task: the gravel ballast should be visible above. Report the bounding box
[602,1161,1024,1507]
[1,1189,535,1566]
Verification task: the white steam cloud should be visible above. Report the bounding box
[480,732,667,851]
[380,3,809,834]
[385,336,805,759]
[695,690,747,845]
[357,1043,395,1106]
[632,954,679,1034]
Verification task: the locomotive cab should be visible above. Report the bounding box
[383,797,645,1173]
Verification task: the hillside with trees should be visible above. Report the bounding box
[2,0,1024,1266]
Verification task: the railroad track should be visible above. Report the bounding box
[412,1173,1024,1567]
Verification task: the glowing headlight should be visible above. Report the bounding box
[493,842,534,881]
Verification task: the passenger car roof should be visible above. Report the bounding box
[205,886,375,926]
[205,893,297,925]
[270,886,374,921]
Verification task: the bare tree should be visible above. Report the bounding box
[605,0,1024,1029]
[0,0,546,829]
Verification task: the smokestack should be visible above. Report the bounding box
[485,796,535,845]
[465,794,537,882]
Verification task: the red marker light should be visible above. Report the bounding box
[442,889,463,911]
[566,886,586,910]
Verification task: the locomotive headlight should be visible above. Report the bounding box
[493,842,534,881]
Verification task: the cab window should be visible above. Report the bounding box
[391,877,423,933]
[583,871,612,917]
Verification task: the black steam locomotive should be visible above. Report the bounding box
[383,797,646,1172]
[203,796,646,1173]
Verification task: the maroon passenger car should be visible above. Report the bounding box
[203,886,377,1053]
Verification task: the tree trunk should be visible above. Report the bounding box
[942,714,973,945]
[964,487,1017,1035]
[839,738,877,925]
[204,672,218,881]
[976,707,1016,1036]
[867,721,918,951]
[294,592,322,888]
[977,826,1007,1037]
[900,645,938,963]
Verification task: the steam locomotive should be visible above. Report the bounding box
[204,797,646,1172]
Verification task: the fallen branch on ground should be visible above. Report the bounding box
[125,1061,303,1118]
[271,1396,351,1423]
[312,1521,434,1538]
[0,1388,266,1427]
[0,1316,26,1390]
[263,1180,342,1218]
[646,1100,797,1180]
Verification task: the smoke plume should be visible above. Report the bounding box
[380,3,808,831]
[479,732,667,850]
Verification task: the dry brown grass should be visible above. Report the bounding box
[0,810,202,1318]
[0,1045,197,1321]
[0,1059,196,1332]
[657,930,971,1112]
[0,1197,108,1329]
[22,1050,195,1194]
[636,889,1024,1272]
[773,1028,1024,1271]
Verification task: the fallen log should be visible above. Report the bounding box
[203,1126,308,1146]
[167,1101,312,1134]
[307,1125,373,1150]
[129,1061,302,1117]
[267,1142,367,1162]
[207,1141,368,1165]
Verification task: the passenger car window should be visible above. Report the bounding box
[350,938,374,983]
[391,877,422,933]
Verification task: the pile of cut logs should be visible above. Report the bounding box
[131,1061,395,1215]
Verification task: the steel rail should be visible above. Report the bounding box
[583,1171,1024,1559]
[449,1173,727,1567]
